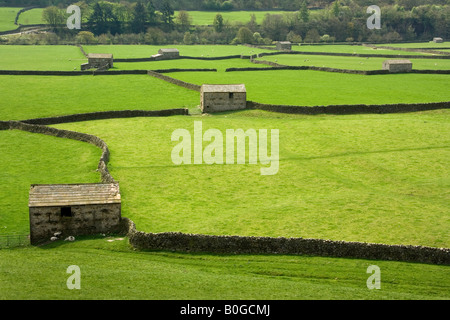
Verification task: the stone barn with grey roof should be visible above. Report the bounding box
[201,84,247,113]
[382,60,412,73]
[152,48,180,60]
[276,41,292,51]
[28,183,122,244]
[81,53,114,71]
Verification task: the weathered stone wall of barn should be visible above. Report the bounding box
[29,203,122,244]
[382,61,412,73]
[202,92,246,112]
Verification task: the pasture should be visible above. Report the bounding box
[0,43,449,300]
[0,7,20,32]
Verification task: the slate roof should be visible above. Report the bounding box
[28,183,121,207]
[201,84,246,93]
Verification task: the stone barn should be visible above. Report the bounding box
[152,48,180,60]
[201,84,247,113]
[81,53,114,71]
[276,41,292,51]
[382,60,412,73]
[28,183,122,245]
[433,37,443,43]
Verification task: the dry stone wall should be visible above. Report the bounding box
[123,220,450,265]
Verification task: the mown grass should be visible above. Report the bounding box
[54,110,450,248]
[0,45,86,71]
[257,54,450,70]
[1,236,449,300]
[0,7,20,32]
[0,75,199,120]
[171,70,450,106]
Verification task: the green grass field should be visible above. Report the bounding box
[0,45,86,70]
[16,8,44,25]
[175,10,297,25]
[0,130,101,235]
[114,58,264,71]
[53,110,450,248]
[171,70,450,106]
[0,7,20,32]
[0,43,449,300]
[378,42,450,49]
[293,44,439,56]
[84,44,272,58]
[256,54,450,70]
[1,236,448,300]
[0,75,198,120]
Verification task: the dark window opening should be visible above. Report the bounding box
[61,206,72,217]
[229,92,234,99]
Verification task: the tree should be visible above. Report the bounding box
[131,1,148,34]
[299,1,309,22]
[236,26,254,44]
[160,0,175,27]
[304,29,320,43]
[213,13,224,33]
[88,2,121,36]
[176,10,192,31]
[76,31,96,44]
[287,30,302,43]
[331,1,340,18]
[42,6,65,31]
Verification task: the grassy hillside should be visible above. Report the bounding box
[171,71,450,106]
[0,75,199,120]
[0,7,20,32]
[53,110,450,248]
[1,236,448,300]
[0,43,448,301]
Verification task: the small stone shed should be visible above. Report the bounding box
[433,37,443,43]
[276,41,292,51]
[201,84,247,113]
[81,53,114,71]
[382,59,412,73]
[152,48,180,60]
[28,183,122,245]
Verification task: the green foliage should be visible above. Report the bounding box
[131,1,148,34]
[41,6,65,31]
[236,26,254,44]
[213,13,223,32]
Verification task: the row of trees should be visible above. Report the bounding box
[40,0,449,44]
[3,0,450,10]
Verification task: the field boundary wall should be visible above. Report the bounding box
[122,218,450,265]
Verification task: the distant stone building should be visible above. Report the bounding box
[382,60,412,73]
[433,37,443,43]
[81,53,114,71]
[28,183,122,245]
[276,41,292,51]
[151,48,180,60]
[201,84,247,113]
